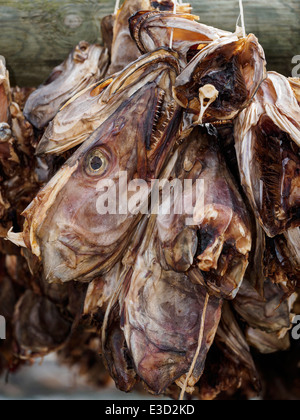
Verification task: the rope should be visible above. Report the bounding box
[179,292,210,400]
[239,0,246,38]
[114,0,120,15]
[169,1,177,49]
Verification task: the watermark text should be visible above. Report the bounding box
[292,55,300,77]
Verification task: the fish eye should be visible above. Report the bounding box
[85,149,108,177]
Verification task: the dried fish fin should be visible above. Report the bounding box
[6,229,26,248]
[258,73,300,147]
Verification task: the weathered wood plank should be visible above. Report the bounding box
[0,0,299,86]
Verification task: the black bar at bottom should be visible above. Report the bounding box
[101,401,217,416]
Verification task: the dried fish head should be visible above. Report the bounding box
[19,55,182,284]
[107,0,191,75]
[173,34,267,126]
[235,72,300,237]
[121,226,222,395]
[24,42,109,129]
[37,49,180,156]
[157,127,252,299]
[129,11,232,64]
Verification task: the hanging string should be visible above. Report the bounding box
[179,293,210,401]
[114,0,121,15]
[239,0,246,38]
[169,0,177,49]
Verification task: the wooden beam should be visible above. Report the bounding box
[0,0,299,86]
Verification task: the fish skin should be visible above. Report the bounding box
[24,42,109,130]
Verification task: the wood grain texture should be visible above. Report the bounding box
[0,0,299,86]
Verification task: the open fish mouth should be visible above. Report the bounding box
[129,10,232,62]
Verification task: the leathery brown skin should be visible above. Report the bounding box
[173,34,267,128]
[235,72,300,238]
[129,10,232,65]
[156,126,252,300]
[37,49,181,156]
[15,52,182,284]
[119,221,222,396]
[24,42,109,130]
